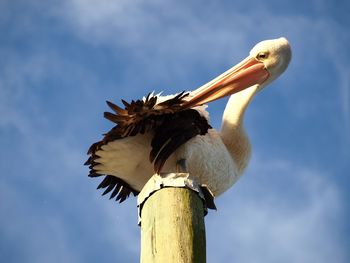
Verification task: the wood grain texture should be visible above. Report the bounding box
[140,187,206,263]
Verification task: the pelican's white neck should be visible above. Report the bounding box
[222,84,259,127]
[220,84,259,174]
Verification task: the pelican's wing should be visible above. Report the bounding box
[85,141,139,203]
[85,92,198,202]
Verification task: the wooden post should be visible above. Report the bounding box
[140,187,206,263]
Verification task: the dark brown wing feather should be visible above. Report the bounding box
[85,91,211,203]
[150,109,211,173]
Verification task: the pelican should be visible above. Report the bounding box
[85,37,292,203]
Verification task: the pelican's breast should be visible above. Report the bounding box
[175,129,240,196]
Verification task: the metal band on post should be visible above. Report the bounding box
[138,173,215,263]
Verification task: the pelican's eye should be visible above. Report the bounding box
[256,52,269,60]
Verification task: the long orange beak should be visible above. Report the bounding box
[182,57,269,108]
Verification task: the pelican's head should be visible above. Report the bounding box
[184,37,292,108]
[249,37,291,89]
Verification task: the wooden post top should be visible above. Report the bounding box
[137,173,216,225]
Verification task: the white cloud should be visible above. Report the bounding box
[1,1,348,262]
[0,180,82,263]
[57,0,253,85]
[0,46,142,262]
[57,0,350,140]
[321,25,350,140]
[206,156,346,263]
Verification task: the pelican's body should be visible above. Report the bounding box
[86,37,292,202]
[95,123,239,196]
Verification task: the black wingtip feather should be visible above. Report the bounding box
[102,181,117,196]
[121,99,130,108]
[106,100,126,114]
[116,187,129,203]
[97,176,112,189]
[109,184,122,199]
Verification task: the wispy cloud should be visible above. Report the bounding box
[57,0,252,86]
[206,155,346,263]
[1,1,348,262]
[0,43,142,262]
[58,0,350,140]
[0,181,83,263]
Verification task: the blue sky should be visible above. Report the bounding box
[1,0,349,262]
